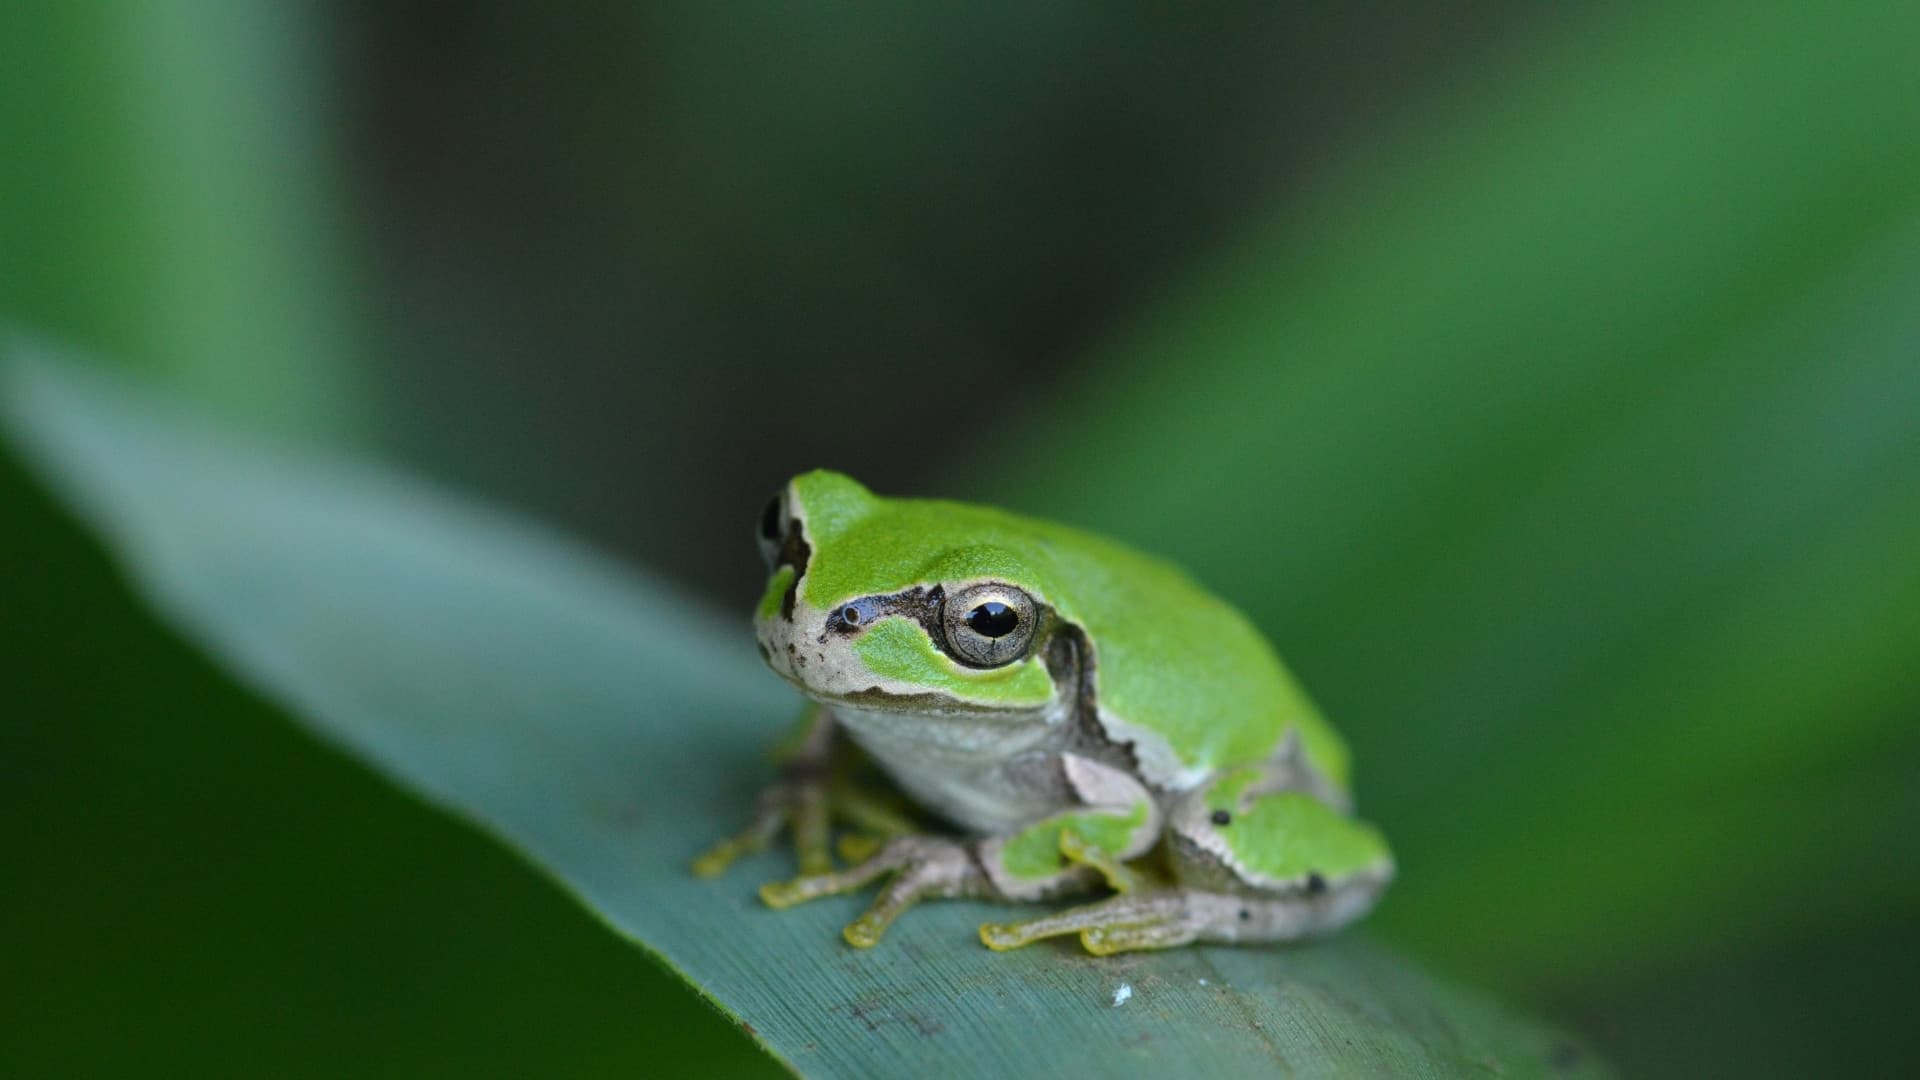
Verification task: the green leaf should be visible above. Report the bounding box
[0,342,1609,1078]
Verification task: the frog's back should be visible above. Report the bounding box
[792,471,1349,794]
[1034,519,1350,794]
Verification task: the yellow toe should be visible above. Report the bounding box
[978,923,1027,951]
[842,916,886,948]
[759,880,804,909]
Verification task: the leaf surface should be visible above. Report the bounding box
[2,344,1605,1078]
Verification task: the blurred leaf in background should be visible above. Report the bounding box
[988,4,1920,1072]
[337,1,1555,587]
[3,0,1918,1076]
[0,1,370,438]
[0,4,763,1075]
[1002,0,1920,986]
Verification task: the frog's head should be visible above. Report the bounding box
[753,470,1070,724]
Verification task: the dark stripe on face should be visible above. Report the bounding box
[777,523,810,621]
[1045,622,1141,780]
[819,584,945,641]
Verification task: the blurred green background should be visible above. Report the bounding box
[4,3,1916,1077]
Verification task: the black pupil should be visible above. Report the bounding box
[966,601,1019,638]
[758,496,783,541]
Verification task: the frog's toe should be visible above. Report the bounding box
[696,776,835,879]
[839,836,985,947]
[692,802,784,878]
[758,855,892,909]
[761,835,986,948]
[841,868,936,948]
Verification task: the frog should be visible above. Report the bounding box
[694,469,1392,955]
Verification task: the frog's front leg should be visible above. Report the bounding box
[761,754,1162,948]
[695,705,915,879]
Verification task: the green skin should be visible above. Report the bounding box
[697,470,1393,954]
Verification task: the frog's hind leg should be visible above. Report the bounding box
[980,891,1193,953]
[972,755,1163,901]
[980,887,1385,955]
[983,758,1396,955]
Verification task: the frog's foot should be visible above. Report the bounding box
[980,890,1202,955]
[695,765,924,880]
[693,775,834,878]
[760,835,988,948]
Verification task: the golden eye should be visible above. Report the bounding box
[941,583,1037,667]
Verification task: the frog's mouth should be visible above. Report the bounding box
[754,634,1010,723]
[757,640,1039,718]
[809,682,1048,718]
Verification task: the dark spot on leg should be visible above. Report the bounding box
[1305,872,1327,896]
[1238,908,1250,921]
[1210,809,1232,827]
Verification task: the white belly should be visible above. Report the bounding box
[830,705,1067,834]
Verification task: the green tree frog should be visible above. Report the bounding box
[696,470,1392,955]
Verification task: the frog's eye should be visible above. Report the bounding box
[756,491,787,568]
[941,583,1038,668]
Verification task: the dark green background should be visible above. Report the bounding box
[4,3,1916,1076]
